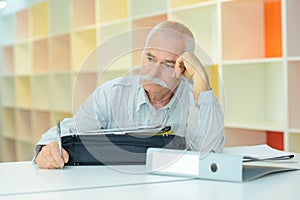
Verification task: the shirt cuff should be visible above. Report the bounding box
[197,90,216,105]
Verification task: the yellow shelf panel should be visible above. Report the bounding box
[31,2,49,37]
[50,111,73,127]
[16,76,32,108]
[72,29,97,71]
[98,0,128,22]
[14,42,31,75]
[288,133,300,153]
[170,0,213,8]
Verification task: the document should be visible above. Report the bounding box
[223,144,295,162]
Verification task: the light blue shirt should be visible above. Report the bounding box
[34,75,224,160]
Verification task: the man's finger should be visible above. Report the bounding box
[62,148,69,163]
[49,143,64,168]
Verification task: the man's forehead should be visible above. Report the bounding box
[146,31,186,55]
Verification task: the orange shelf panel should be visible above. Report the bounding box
[264,0,282,57]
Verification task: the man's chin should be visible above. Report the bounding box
[143,83,167,94]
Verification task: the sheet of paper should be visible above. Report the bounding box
[223,144,294,160]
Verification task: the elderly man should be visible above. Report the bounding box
[34,21,224,169]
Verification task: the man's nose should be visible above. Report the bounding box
[149,63,162,77]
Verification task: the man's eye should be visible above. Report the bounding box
[162,63,175,69]
[147,56,156,62]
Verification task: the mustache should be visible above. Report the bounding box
[140,75,168,88]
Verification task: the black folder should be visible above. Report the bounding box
[62,127,186,166]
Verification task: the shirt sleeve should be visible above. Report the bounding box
[32,85,110,163]
[186,90,225,153]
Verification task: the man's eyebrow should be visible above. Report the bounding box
[164,59,176,64]
[145,52,155,57]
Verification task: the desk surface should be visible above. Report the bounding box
[1,155,300,200]
[0,162,190,197]
[1,166,300,200]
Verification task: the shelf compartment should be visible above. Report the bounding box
[225,128,267,147]
[131,14,168,66]
[98,69,129,86]
[225,128,284,150]
[287,0,300,57]
[1,108,16,138]
[31,2,49,37]
[98,0,128,22]
[50,34,71,71]
[1,138,17,162]
[72,29,97,71]
[1,77,15,107]
[14,42,31,75]
[16,9,30,40]
[223,62,284,129]
[49,74,72,112]
[16,141,35,161]
[1,14,15,45]
[72,0,96,28]
[31,75,50,110]
[50,111,73,127]
[49,0,71,34]
[73,72,97,112]
[288,132,300,153]
[2,46,14,74]
[99,21,129,43]
[16,76,32,108]
[16,109,32,142]
[288,61,300,129]
[32,39,49,72]
[32,111,50,142]
[171,4,218,61]
[222,0,282,60]
[170,0,213,8]
[130,0,167,17]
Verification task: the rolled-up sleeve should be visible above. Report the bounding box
[186,90,225,153]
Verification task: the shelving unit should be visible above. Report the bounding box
[0,0,299,162]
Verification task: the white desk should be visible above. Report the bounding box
[0,162,191,197]
[1,167,300,200]
[1,155,300,200]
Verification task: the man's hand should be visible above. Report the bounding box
[175,52,211,99]
[36,142,69,169]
